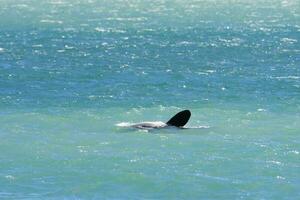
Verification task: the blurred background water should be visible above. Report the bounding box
[0,0,299,199]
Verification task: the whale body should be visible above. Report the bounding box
[117,110,191,129]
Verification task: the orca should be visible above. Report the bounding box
[118,110,191,130]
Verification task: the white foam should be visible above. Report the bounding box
[257,108,266,112]
[116,122,133,127]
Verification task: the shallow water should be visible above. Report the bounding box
[0,0,299,199]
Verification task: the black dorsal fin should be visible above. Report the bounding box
[166,110,191,127]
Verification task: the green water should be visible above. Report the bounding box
[0,0,299,199]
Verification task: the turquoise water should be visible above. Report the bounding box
[0,0,300,199]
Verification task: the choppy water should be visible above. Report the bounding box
[0,0,299,199]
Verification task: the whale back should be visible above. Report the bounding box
[166,110,191,127]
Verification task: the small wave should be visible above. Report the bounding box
[32,44,43,48]
[49,1,67,5]
[186,125,210,129]
[5,175,15,180]
[280,37,297,44]
[106,17,147,22]
[13,4,29,8]
[272,76,299,80]
[40,19,63,24]
[95,27,107,32]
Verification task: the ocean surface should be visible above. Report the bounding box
[0,0,299,199]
